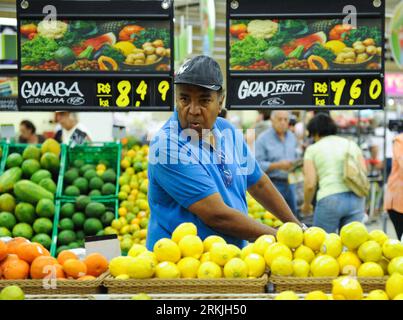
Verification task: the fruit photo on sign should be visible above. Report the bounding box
[229,18,382,71]
[20,20,171,72]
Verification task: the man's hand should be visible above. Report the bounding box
[268,160,293,172]
[301,202,314,216]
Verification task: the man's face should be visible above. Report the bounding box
[58,113,73,130]
[19,125,32,140]
[272,111,290,135]
[176,84,224,137]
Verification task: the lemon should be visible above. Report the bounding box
[294,245,315,263]
[305,291,329,300]
[386,272,403,299]
[277,222,303,249]
[241,244,254,260]
[153,238,181,263]
[357,262,384,277]
[138,251,158,267]
[340,222,369,250]
[228,244,242,258]
[109,256,136,277]
[292,259,310,277]
[114,41,136,56]
[366,290,389,300]
[369,230,389,246]
[203,235,226,252]
[388,256,403,275]
[210,243,233,266]
[111,219,123,231]
[394,293,403,300]
[320,233,342,258]
[172,222,197,243]
[197,261,222,279]
[382,239,403,260]
[311,255,340,277]
[115,274,130,280]
[155,261,180,279]
[337,251,361,276]
[303,227,327,252]
[378,257,390,275]
[127,256,155,279]
[178,235,203,259]
[200,252,211,263]
[177,257,201,278]
[275,291,298,300]
[252,235,276,256]
[270,256,293,276]
[104,226,118,235]
[358,240,382,263]
[264,243,292,267]
[244,253,266,277]
[120,225,131,235]
[128,244,147,258]
[118,217,128,227]
[332,276,363,300]
[223,258,248,278]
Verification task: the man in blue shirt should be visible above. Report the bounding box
[255,111,299,218]
[146,56,303,250]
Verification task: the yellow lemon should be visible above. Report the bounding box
[357,262,384,277]
[138,251,158,267]
[244,253,266,277]
[200,252,211,263]
[178,235,204,259]
[382,239,403,260]
[128,244,147,258]
[369,229,389,246]
[241,244,254,260]
[155,261,180,279]
[127,256,155,279]
[270,256,293,276]
[366,290,389,300]
[104,226,118,235]
[228,244,242,258]
[177,257,201,278]
[96,164,107,171]
[277,222,303,249]
[337,251,361,276]
[203,235,226,252]
[320,233,342,258]
[303,227,327,252]
[294,245,315,263]
[153,238,181,263]
[358,240,382,263]
[394,293,403,300]
[340,222,369,250]
[115,274,130,280]
[120,225,131,235]
[223,258,248,278]
[172,222,197,243]
[386,273,403,299]
[311,255,340,277]
[197,261,222,279]
[111,219,122,231]
[275,291,299,300]
[109,256,136,277]
[332,276,363,300]
[378,257,390,275]
[264,243,292,267]
[305,291,329,300]
[252,235,276,256]
[210,243,233,266]
[292,259,310,277]
[388,256,403,275]
[118,217,128,227]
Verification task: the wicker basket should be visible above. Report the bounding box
[26,294,96,300]
[103,274,268,294]
[0,272,108,295]
[269,275,388,293]
[108,293,274,300]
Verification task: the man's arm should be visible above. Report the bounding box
[248,174,302,226]
[302,159,317,215]
[188,193,277,242]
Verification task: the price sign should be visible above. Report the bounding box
[226,0,385,110]
[17,0,174,111]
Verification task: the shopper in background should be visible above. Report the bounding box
[54,112,92,145]
[384,133,403,240]
[147,55,304,249]
[254,110,271,139]
[19,120,44,144]
[301,113,366,233]
[255,111,299,218]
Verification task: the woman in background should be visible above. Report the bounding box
[19,120,44,144]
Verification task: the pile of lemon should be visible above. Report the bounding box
[265,221,402,279]
[104,144,150,252]
[275,273,403,300]
[247,193,283,228]
[109,222,267,280]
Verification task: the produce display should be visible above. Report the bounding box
[229,19,382,70]
[20,20,171,71]
[55,198,116,255]
[0,140,61,249]
[247,194,283,228]
[104,144,149,253]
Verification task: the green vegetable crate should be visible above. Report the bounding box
[0,140,9,175]
[50,198,119,257]
[56,142,122,201]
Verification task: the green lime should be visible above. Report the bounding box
[89,190,102,197]
[36,198,55,218]
[101,183,115,196]
[33,218,53,235]
[68,242,80,249]
[83,218,103,236]
[101,211,115,227]
[15,202,36,224]
[84,170,97,181]
[6,153,23,169]
[75,195,91,211]
[58,230,76,246]
[0,212,17,230]
[76,230,85,241]
[89,177,104,191]
[60,203,75,218]
[12,223,34,240]
[0,227,12,237]
[64,185,80,197]
[59,218,75,231]
[31,233,52,249]
[72,212,86,229]
[73,177,89,194]
[73,159,85,169]
[65,168,79,184]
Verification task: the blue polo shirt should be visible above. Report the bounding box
[146,111,263,250]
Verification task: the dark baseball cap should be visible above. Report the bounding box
[174,55,223,91]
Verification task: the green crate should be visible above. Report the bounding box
[56,142,122,201]
[50,197,119,257]
[0,141,9,175]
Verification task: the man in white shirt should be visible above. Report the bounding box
[54,112,91,145]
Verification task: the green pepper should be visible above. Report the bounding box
[288,45,304,59]
[78,46,94,59]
